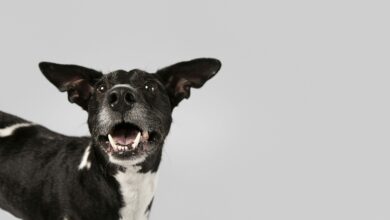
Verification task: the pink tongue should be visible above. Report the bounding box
[111,128,138,146]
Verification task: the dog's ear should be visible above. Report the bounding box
[39,62,103,111]
[156,58,222,108]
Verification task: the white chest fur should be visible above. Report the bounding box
[115,167,157,220]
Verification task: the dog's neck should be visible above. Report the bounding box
[78,142,161,220]
[114,164,158,220]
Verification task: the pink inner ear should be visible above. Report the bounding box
[66,79,94,109]
[65,79,95,110]
[72,79,94,99]
[175,78,191,98]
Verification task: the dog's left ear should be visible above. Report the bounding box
[156,58,222,108]
[39,62,103,111]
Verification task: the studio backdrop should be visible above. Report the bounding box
[0,1,389,220]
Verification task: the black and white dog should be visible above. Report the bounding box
[0,58,221,220]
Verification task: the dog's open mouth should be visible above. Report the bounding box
[99,123,157,157]
[108,123,147,152]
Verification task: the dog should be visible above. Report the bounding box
[0,58,221,220]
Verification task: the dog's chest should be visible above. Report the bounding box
[115,168,157,220]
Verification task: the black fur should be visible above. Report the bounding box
[0,58,221,220]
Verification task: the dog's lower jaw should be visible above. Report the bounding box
[92,139,163,172]
[108,154,148,168]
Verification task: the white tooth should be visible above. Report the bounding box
[132,132,141,149]
[125,146,129,151]
[108,134,118,152]
[142,131,149,141]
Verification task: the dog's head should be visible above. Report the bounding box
[39,58,221,167]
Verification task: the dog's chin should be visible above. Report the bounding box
[96,122,160,166]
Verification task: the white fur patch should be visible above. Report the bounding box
[115,167,157,220]
[78,145,92,170]
[112,84,135,90]
[0,123,32,137]
[109,154,146,168]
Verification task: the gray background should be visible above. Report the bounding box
[0,0,389,220]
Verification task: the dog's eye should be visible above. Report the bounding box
[97,85,106,93]
[144,82,156,93]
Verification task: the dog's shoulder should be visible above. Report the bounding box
[0,111,58,140]
[0,111,30,128]
[0,111,91,153]
[0,111,37,140]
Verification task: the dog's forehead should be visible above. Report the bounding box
[105,69,152,83]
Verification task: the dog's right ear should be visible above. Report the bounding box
[156,58,222,108]
[39,62,103,111]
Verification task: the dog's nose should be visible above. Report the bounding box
[108,88,135,112]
